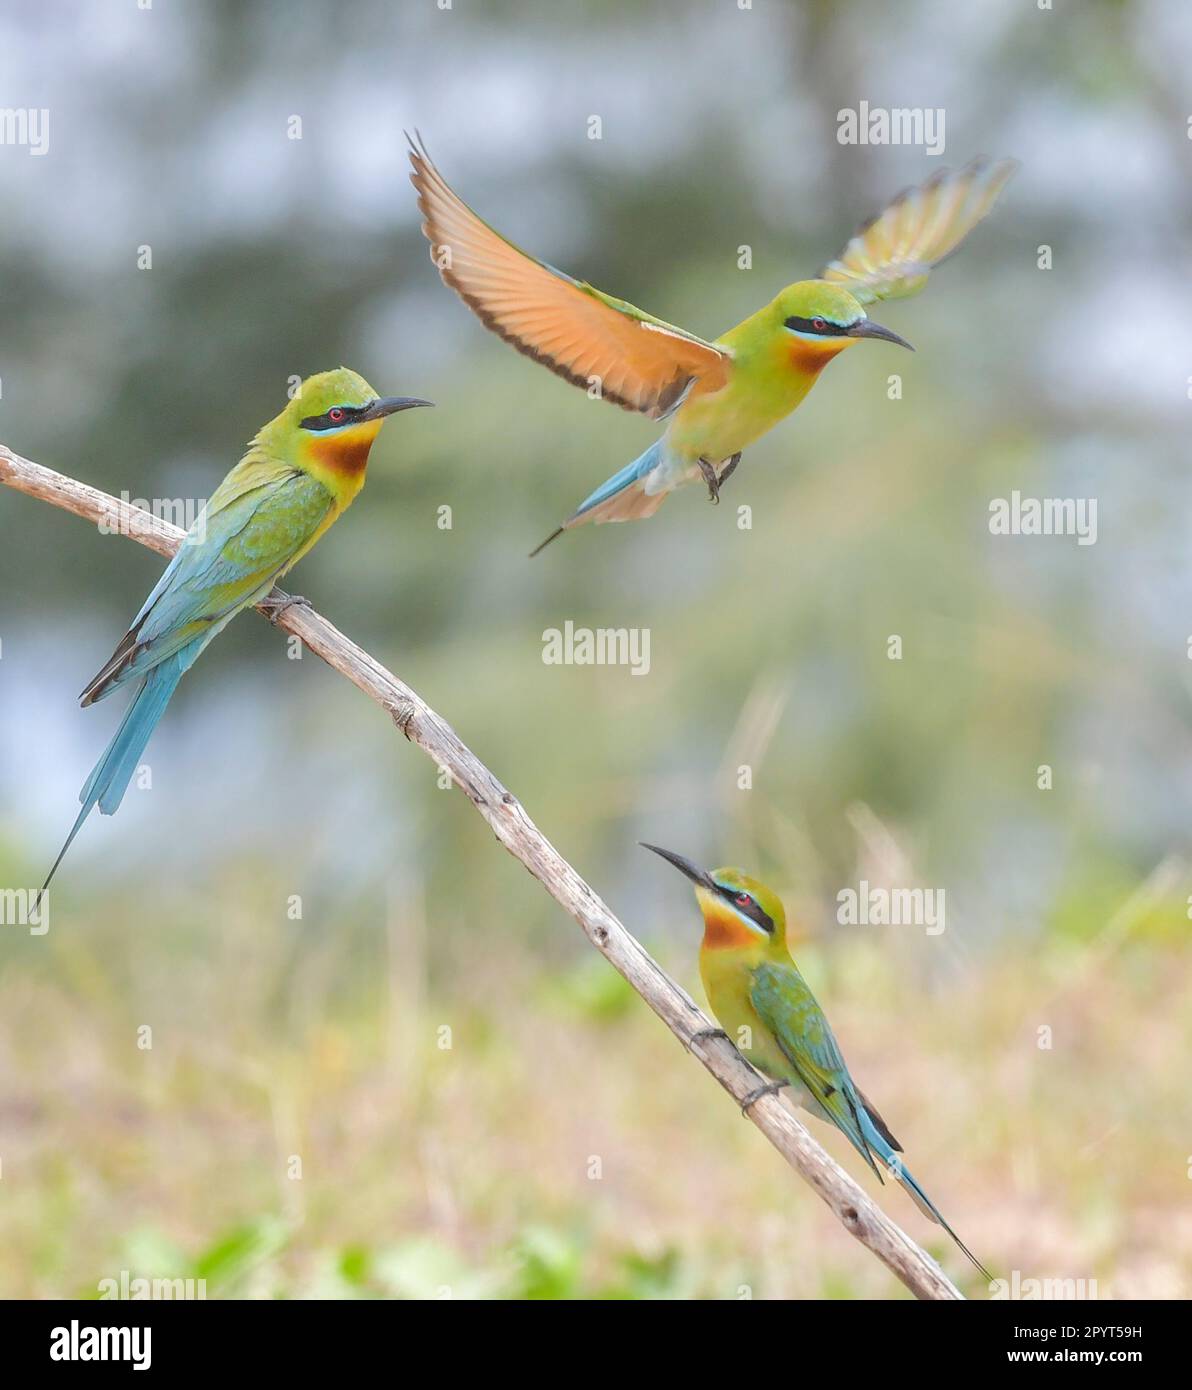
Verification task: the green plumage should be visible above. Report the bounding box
[642,846,992,1281]
[42,368,430,898]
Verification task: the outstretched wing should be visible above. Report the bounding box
[408,135,731,419]
[819,157,1017,306]
[750,961,884,1178]
[81,461,333,704]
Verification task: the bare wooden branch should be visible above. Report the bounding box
[0,441,963,1300]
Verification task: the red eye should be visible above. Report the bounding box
[328,406,345,423]
[736,893,751,907]
[812,317,827,332]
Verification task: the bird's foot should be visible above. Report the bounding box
[261,591,311,626]
[697,454,742,503]
[740,1079,788,1115]
[689,1027,729,1047]
[697,457,721,504]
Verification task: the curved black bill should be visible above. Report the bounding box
[640,842,716,890]
[846,319,914,351]
[361,396,435,421]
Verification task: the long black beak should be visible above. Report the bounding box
[846,318,914,351]
[640,842,716,890]
[360,395,435,421]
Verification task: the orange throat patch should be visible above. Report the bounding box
[307,420,382,476]
[699,898,764,952]
[786,339,847,376]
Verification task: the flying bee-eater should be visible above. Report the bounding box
[642,842,990,1280]
[39,368,432,898]
[408,135,1016,554]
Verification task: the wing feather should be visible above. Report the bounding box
[819,157,1017,305]
[750,961,884,1178]
[81,463,332,704]
[408,135,730,418]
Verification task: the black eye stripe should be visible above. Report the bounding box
[300,404,362,431]
[784,314,849,337]
[715,884,775,934]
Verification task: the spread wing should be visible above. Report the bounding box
[408,135,731,418]
[819,157,1017,306]
[81,460,333,704]
[750,961,884,1179]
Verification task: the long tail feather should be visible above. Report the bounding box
[859,1106,992,1281]
[89,661,182,816]
[574,477,670,526]
[39,654,186,903]
[528,525,565,558]
[36,801,93,910]
[574,440,666,519]
[530,442,669,555]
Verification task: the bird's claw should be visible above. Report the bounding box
[261,592,311,626]
[740,1079,788,1116]
[689,1027,729,1047]
[697,457,721,504]
[697,453,742,504]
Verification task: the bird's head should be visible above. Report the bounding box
[773,281,913,365]
[257,367,432,480]
[641,844,787,955]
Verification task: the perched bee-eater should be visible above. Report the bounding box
[409,136,1015,553]
[642,843,990,1280]
[40,368,432,896]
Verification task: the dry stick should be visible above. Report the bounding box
[0,442,963,1301]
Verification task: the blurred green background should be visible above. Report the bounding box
[1,0,1190,1299]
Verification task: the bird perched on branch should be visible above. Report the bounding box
[40,369,432,898]
[409,135,1015,554]
[641,843,990,1280]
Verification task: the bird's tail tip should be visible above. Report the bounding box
[528,525,566,558]
[36,800,95,911]
[891,1160,993,1283]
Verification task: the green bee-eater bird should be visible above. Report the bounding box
[642,843,990,1280]
[409,136,1015,554]
[40,368,432,897]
